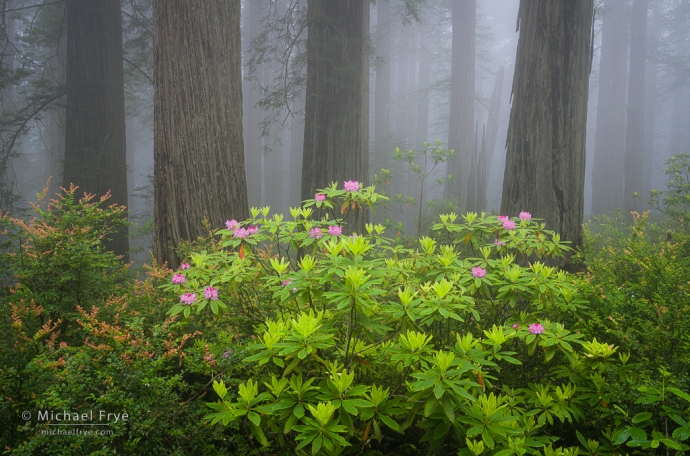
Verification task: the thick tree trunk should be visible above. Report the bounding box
[243,0,263,209]
[301,0,369,232]
[444,0,476,212]
[501,0,594,258]
[624,0,647,212]
[591,0,629,214]
[64,0,129,261]
[153,0,248,269]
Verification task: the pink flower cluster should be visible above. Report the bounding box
[180,293,197,305]
[226,219,239,230]
[529,323,544,334]
[180,263,190,270]
[502,219,516,230]
[328,226,342,236]
[519,211,532,221]
[232,225,258,239]
[172,274,186,284]
[282,280,298,291]
[472,266,486,279]
[309,227,323,239]
[494,239,506,246]
[315,193,326,202]
[343,181,360,192]
[204,286,219,301]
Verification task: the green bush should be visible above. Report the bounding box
[166,183,689,455]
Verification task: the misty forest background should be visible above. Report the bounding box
[3,0,690,455]
[2,0,688,264]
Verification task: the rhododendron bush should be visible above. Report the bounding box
[162,183,690,455]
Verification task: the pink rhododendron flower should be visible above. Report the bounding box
[315,193,326,202]
[204,286,219,301]
[497,215,509,222]
[180,263,190,270]
[494,238,506,246]
[519,211,532,221]
[282,280,292,287]
[512,323,520,330]
[247,225,259,235]
[529,323,544,334]
[180,293,197,305]
[502,219,516,230]
[343,181,360,192]
[472,266,486,278]
[226,219,239,230]
[328,226,342,236]
[309,227,323,239]
[172,274,186,284]
[233,228,250,239]
[222,349,233,359]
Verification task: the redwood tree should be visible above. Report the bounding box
[624,0,648,211]
[501,0,594,256]
[153,0,248,268]
[444,0,476,211]
[301,0,369,232]
[63,0,128,261]
[591,0,629,214]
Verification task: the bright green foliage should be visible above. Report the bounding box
[163,183,688,455]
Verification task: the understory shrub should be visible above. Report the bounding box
[168,183,689,455]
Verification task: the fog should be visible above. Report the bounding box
[2,0,688,267]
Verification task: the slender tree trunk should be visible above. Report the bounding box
[243,0,263,209]
[476,124,487,211]
[45,33,66,202]
[301,0,369,232]
[477,66,504,210]
[591,0,629,214]
[501,0,594,259]
[153,0,248,269]
[444,0,476,212]
[641,0,659,208]
[624,0,647,212]
[64,0,128,261]
[290,90,305,207]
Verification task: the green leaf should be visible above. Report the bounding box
[249,422,268,446]
[443,395,455,422]
[632,412,652,424]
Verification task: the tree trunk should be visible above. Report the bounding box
[243,0,263,209]
[477,66,504,210]
[624,0,647,212]
[444,0,476,212]
[641,0,659,209]
[63,0,129,261]
[153,0,248,269]
[45,33,66,202]
[501,0,594,259]
[301,0,369,232]
[591,0,629,214]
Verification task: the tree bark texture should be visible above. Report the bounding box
[591,0,629,214]
[153,0,248,269]
[501,0,594,254]
[444,0,476,212]
[624,0,647,212]
[243,0,263,209]
[64,0,129,261]
[477,66,504,210]
[301,0,369,232]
